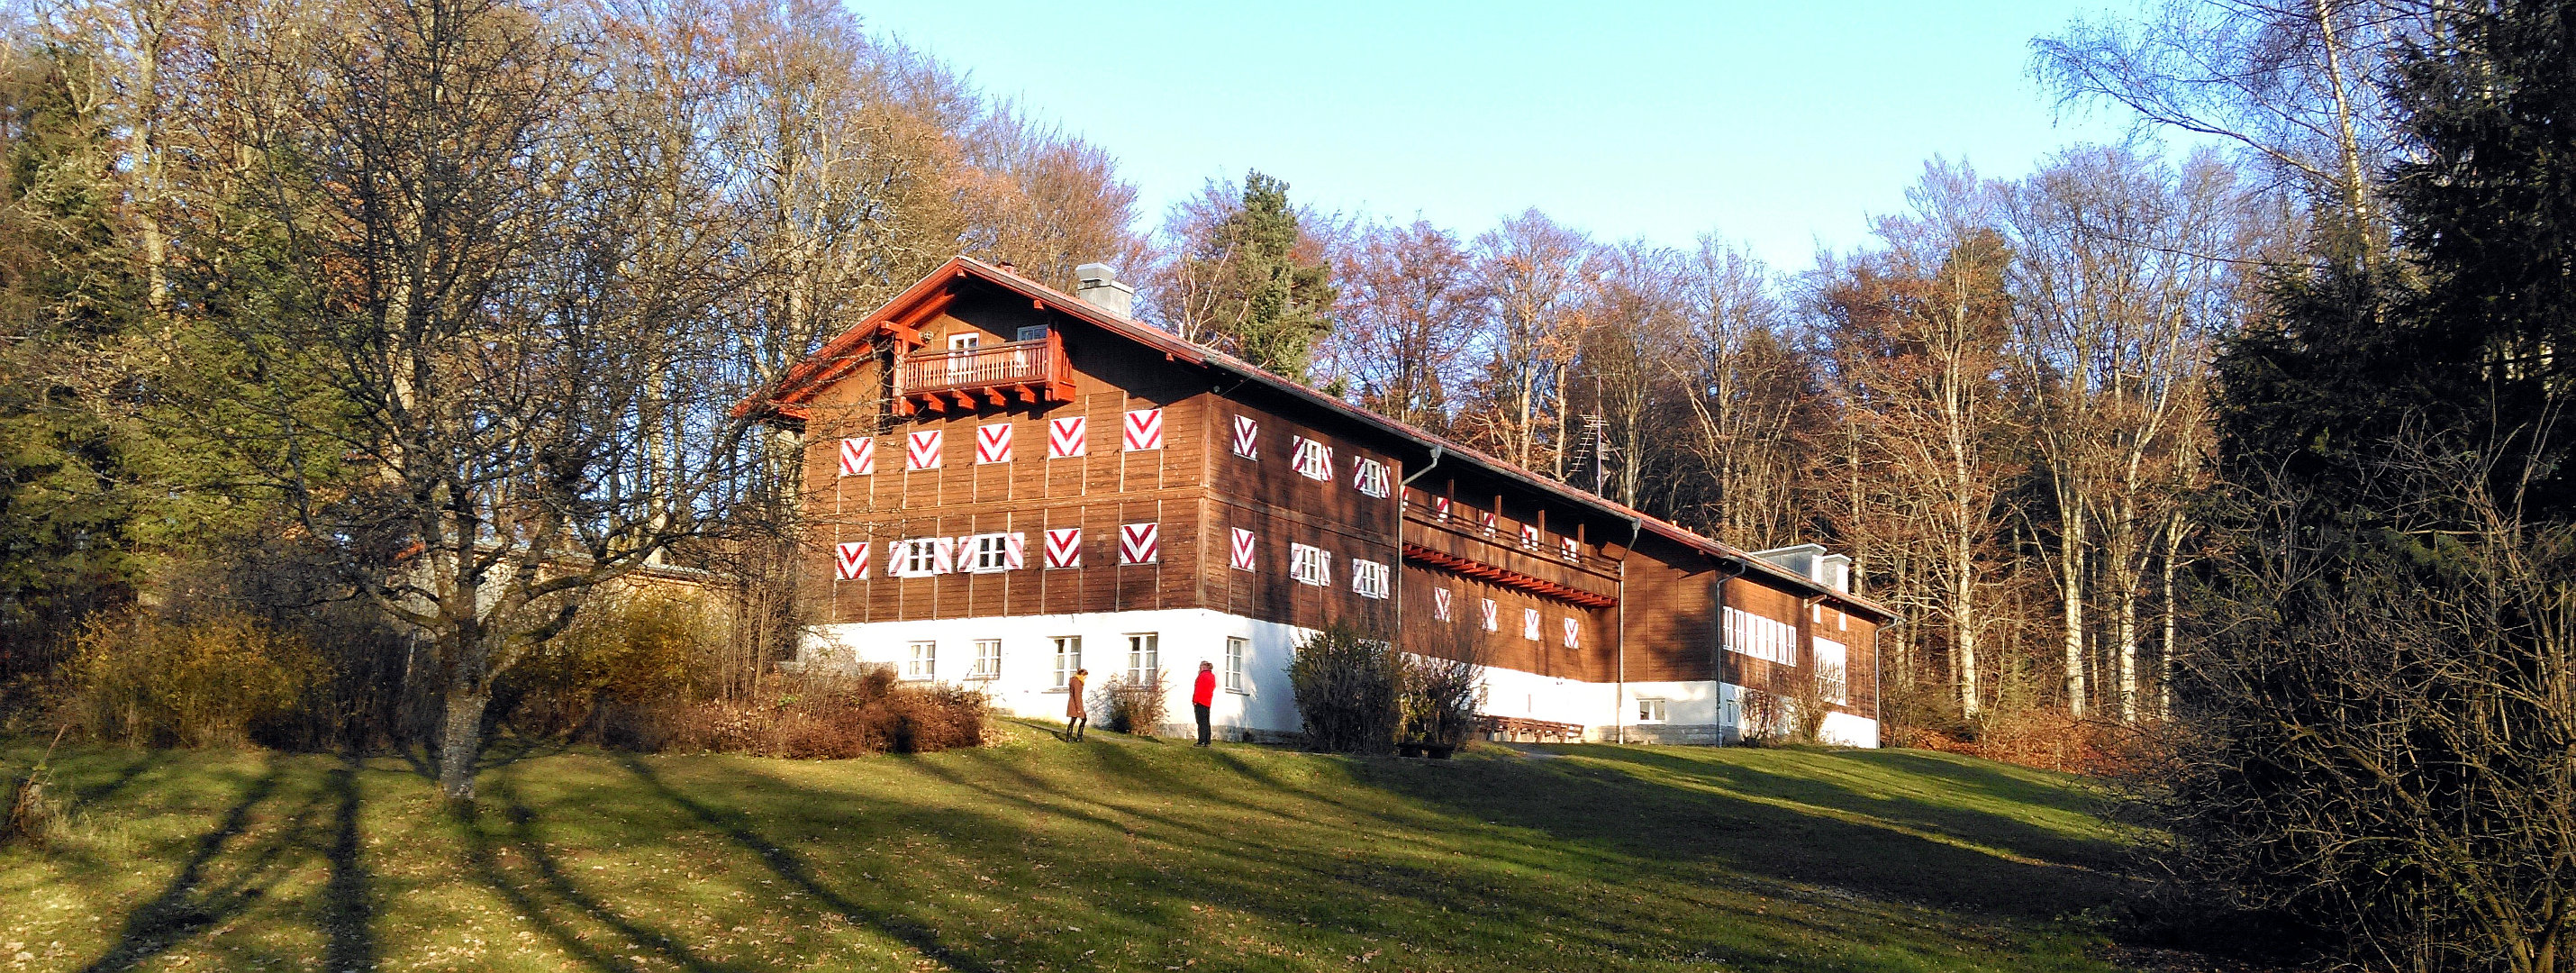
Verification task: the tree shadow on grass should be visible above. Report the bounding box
[612,755,998,973]
[1355,747,2136,922]
[1562,746,2128,868]
[458,775,740,973]
[320,757,379,973]
[77,753,305,972]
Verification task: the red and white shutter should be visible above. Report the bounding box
[931,536,957,574]
[1431,496,1451,521]
[1048,416,1086,458]
[1561,536,1579,559]
[838,438,875,477]
[1005,532,1026,569]
[1562,617,1580,648]
[1118,523,1159,564]
[1121,408,1164,450]
[1520,523,1540,549]
[1481,599,1499,632]
[905,430,943,470]
[1043,527,1082,568]
[834,541,870,580]
[1432,587,1453,622]
[1523,608,1541,641]
[975,423,1013,464]
[1230,415,1258,459]
[1480,511,1497,536]
[1229,528,1256,571]
[1352,459,1371,492]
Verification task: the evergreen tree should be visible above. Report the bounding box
[1189,171,1337,377]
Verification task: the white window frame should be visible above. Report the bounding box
[1224,636,1247,693]
[905,640,936,680]
[967,533,1012,574]
[1637,697,1668,723]
[1291,436,1333,481]
[1350,558,1391,599]
[970,639,1001,679]
[1051,635,1082,688]
[1290,542,1332,587]
[1814,637,1849,705]
[1125,632,1159,685]
[1353,458,1392,498]
[895,538,946,577]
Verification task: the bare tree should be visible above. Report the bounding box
[1320,218,1479,429]
[1463,208,1589,473]
[209,0,767,799]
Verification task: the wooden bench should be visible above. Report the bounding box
[1475,714,1585,743]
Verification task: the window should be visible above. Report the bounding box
[1224,637,1247,693]
[1814,638,1849,705]
[1637,698,1668,723]
[1352,458,1392,498]
[1523,608,1541,641]
[1350,559,1391,599]
[1051,636,1082,688]
[906,641,936,679]
[1290,542,1332,587]
[1724,606,1799,665]
[895,538,948,577]
[1290,436,1333,480]
[1519,523,1541,550]
[1015,325,1048,341]
[966,532,1023,573]
[971,639,1001,679]
[1481,598,1499,632]
[1561,536,1580,561]
[1126,632,1159,684]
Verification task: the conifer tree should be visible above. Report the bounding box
[1178,170,1337,377]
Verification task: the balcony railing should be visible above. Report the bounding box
[893,333,1075,414]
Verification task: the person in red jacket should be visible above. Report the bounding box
[1192,660,1218,747]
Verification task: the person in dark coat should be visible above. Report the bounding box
[1065,668,1088,741]
[1193,660,1218,747]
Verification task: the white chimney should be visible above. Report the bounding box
[1075,263,1134,318]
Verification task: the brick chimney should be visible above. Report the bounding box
[1074,263,1134,319]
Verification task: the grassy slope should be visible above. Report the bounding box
[1,722,2138,972]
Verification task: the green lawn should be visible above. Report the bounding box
[1,721,2145,972]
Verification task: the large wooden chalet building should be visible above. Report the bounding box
[740,257,1894,746]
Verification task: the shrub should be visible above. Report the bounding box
[501,592,705,737]
[1399,644,1483,746]
[1093,669,1169,736]
[1288,622,1401,754]
[601,667,986,758]
[57,610,324,748]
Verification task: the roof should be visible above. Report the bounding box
[741,255,1899,623]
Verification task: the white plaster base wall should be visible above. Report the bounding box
[801,610,1311,738]
[798,613,1881,748]
[1819,711,1882,749]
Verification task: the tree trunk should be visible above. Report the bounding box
[437,687,489,801]
[2062,505,2088,718]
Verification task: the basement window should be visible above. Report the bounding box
[1637,698,1668,723]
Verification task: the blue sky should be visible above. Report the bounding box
[857,1,2154,273]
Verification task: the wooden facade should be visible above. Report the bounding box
[748,257,1898,742]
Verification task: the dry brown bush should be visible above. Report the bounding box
[55,610,325,748]
[1093,669,1170,737]
[600,667,985,759]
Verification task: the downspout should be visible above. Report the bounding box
[1614,516,1640,743]
[1873,614,1903,748]
[1395,447,1445,662]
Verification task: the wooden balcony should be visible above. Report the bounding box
[893,333,1075,415]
